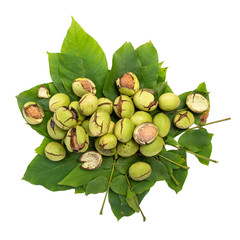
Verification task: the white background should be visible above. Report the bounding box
[1,0,239,239]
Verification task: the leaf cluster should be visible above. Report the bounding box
[16,18,214,221]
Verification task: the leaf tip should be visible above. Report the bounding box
[71,16,76,23]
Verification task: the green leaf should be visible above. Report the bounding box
[164,136,180,147]
[126,188,139,212]
[47,52,68,94]
[75,185,86,194]
[165,151,188,193]
[141,63,159,89]
[58,54,82,100]
[153,81,173,100]
[196,143,212,166]
[110,175,128,195]
[23,153,79,191]
[131,180,155,194]
[178,128,213,152]
[135,41,158,66]
[146,157,169,182]
[108,189,148,220]
[100,156,114,169]
[58,161,113,187]
[115,156,137,174]
[166,167,188,194]
[108,189,134,220]
[60,17,108,98]
[85,176,108,195]
[157,65,168,83]
[16,83,56,138]
[194,82,209,96]
[103,42,142,101]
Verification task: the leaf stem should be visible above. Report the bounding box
[185,149,218,163]
[158,154,190,170]
[189,117,231,130]
[125,174,146,222]
[171,146,218,163]
[99,156,116,215]
[170,174,180,186]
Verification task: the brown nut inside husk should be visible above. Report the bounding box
[133,122,158,145]
[22,102,45,125]
[80,151,103,170]
[116,72,139,96]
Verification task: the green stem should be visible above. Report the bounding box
[158,154,190,170]
[99,156,116,215]
[170,174,180,186]
[185,149,218,163]
[188,117,231,130]
[171,145,218,163]
[125,174,146,222]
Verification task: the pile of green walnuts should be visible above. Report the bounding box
[22,72,209,179]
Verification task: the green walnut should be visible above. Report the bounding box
[107,121,115,134]
[49,93,70,112]
[72,78,96,97]
[22,102,45,125]
[44,142,66,161]
[89,110,110,137]
[53,106,78,130]
[95,138,116,156]
[140,136,164,157]
[99,133,118,150]
[47,117,67,140]
[38,86,51,99]
[130,111,152,126]
[186,93,209,114]
[133,123,158,145]
[158,92,180,111]
[129,162,152,181]
[174,110,195,129]
[153,113,171,137]
[97,97,113,115]
[116,72,139,96]
[113,95,135,118]
[78,93,98,116]
[114,118,135,143]
[64,126,89,153]
[81,119,94,137]
[117,139,139,157]
[133,89,158,112]
[69,101,86,122]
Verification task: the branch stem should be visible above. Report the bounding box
[158,154,189,170]
[125,174,146,222]
[99,157,116,215]
[171,146,218,163]
[189,117,231,130]
[185,149,218,163]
